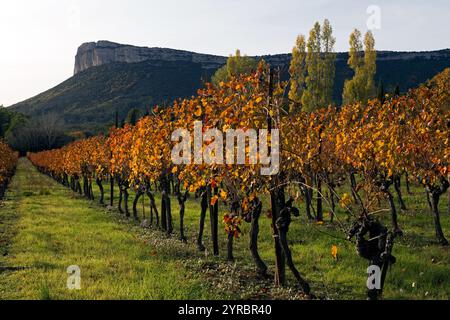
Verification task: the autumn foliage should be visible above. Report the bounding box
[27,67,449,297]
[0,140,18,198]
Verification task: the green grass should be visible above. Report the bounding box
[0,158,449,300]
[0,159,224,300]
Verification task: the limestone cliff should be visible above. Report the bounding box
[74,41,227,74]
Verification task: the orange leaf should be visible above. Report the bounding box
[210,195,219,206]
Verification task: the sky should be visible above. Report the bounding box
[0,0,449,107]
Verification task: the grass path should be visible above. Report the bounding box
[0,158,219,300]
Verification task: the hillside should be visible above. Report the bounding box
[9,41,450,133]
[10,60,213,133]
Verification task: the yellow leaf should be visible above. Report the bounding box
[255,97,263,104]
[194,107,202,117]
[331,245,338,260]
[171,166,178,174]
[220,190,228,200]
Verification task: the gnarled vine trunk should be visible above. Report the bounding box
[276,199,310,295]
[110,175,114,207]
[118,181,124,214]
[270,186,286,286]
[428,183,449,246]
[249,200,268,277]
[123,186,130,218]
[146,188,159,227]
[177,190,188,242]
[227,233,234,262]
[394,175,407,210]
[96,178,104,205]
[160,173,173,235]
[197,189,208,252]
[132,189,143,221]
[208,186,219,256]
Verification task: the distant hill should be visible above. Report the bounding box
[9,41,450,133]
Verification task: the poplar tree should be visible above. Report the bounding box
[211,50,258,87]
[288,35,306,113]
[342,29,377,104]
[291,20,336,113]
[364,31,377,102]
[302,22,322,112]
[321,19,336,107]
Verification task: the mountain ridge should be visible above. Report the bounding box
[74,40,450,74]
[9,41,450,134]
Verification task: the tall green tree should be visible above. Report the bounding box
[321,19,336,107]
[293,20,336,112]
[342,29,377,104]
[288,35,306,112]
[211,50,258,86]
[302,22,322,112]
[364,31,377,101]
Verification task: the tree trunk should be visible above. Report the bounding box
[430,192,448,246]
[350,172,359,203]
[96,178,104,205]
[146,189,159,227]
[123,187,130,218]
[405,172,412,195]
[249,201,268,277]
[385,188,402,235]
[178,191,188,242]
[303,185,314,220]
[426,189,433,211]
[161,190,167,231]
[165,193,173,235]
[197,190,208,252]
[227,233,234,262]
[70,177,74,191]
[161,174,173,235]
[209,186,219,256]
[110,175,114,206]
[161,175,173,235]
[447,174,450,216]
[394,176,407,210]
[132,190,143,221]
[316,176,323,221]
[76,180,82,195]
[179,203,186,242]
[270,187,286,286]
[278,229,310,294]
[89,181,94,200]
[83,175,89,198]
[118,182,124,214]
[267,67,285,287]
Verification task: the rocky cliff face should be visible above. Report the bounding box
[74,41,450,76]
[74,41,227,74]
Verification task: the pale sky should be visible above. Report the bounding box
[0,0,449,107]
